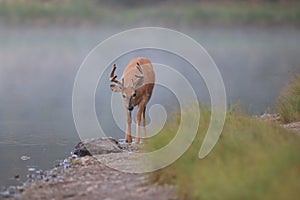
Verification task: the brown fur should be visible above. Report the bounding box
[110,57,155,144]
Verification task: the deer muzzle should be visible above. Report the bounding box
[128,106,134,111]
[128,98,134,111]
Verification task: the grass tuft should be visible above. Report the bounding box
[276,74,300,123]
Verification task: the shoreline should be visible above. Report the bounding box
[1,138,177,200]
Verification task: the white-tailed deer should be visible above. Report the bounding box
[110,57,155,144]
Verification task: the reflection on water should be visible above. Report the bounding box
[0,25,300,188]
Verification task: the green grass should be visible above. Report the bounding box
[0,1,300,26]
[276,74,300,123]
[146,109,300,200]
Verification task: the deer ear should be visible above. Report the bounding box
[110,84,122,93]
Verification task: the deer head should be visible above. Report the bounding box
[110,63,144,111]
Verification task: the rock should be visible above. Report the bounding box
[282,121,300,134]
[62,192,76,198]
[73,137,122,157]
[20,155,30,161]
[254,113,281,123]
[0,190,10,198]
[28,167,35,172]
[73,143,92,157]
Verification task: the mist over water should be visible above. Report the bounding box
[0,25,300,187]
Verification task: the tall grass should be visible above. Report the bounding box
[147,109,300,200]
[276,74,300,123]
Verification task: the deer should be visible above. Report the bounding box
[109,57,155,144]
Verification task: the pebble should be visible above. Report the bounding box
[16,186,24,192]
[86,186,94,192]
[71,154,78,159]
[28,167,36,172]
[0,190,10,198]
[20,155,30,161]
[62,192,76,198]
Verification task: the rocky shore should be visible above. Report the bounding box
[255,113,300,134]
[2,138,177,200]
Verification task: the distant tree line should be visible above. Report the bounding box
[0,0,298,6]
[93,0,299,7]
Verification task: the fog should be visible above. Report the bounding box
[0,25,300,187]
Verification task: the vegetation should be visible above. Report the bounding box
[146,109,300,200]
[276,74,300,123]
[0,0,300,26]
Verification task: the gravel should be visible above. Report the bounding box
[3,138,177,200]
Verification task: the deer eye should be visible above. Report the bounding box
[122,94,126,98]
[133,93,136,97]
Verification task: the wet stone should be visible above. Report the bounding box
[73,137,122,157]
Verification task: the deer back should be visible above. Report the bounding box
[122,57,155,90]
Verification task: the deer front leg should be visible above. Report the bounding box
[126,110,132,143]
[135,105,144,144]
[142,106,146,139]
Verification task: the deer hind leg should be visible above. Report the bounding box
[135,105,144,144]
[142,106,146,140]
[126,110,132,143]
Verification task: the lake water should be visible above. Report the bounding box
[0,25,300,188]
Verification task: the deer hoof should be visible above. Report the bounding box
[126,135,132,143]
